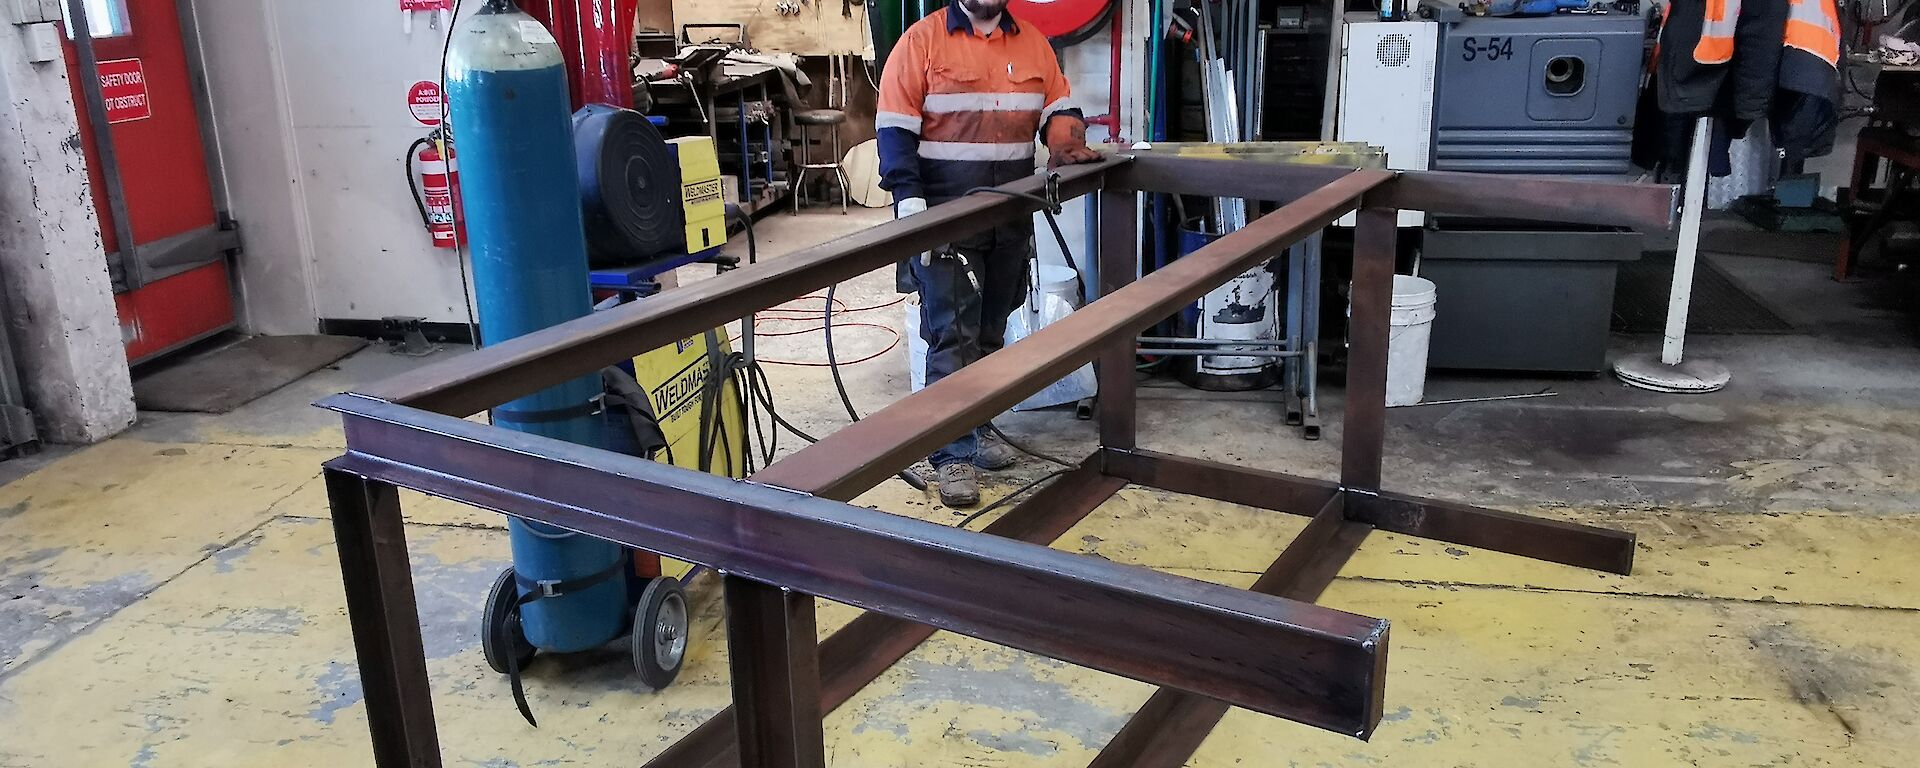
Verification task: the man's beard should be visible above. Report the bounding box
[958,0,1008,21]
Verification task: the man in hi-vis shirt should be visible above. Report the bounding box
[877,0,1100,508]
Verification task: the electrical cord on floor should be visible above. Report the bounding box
[955,468,1078,529]
[727,209,927,490]
[823,284,873,425]
[984,424,1074,467]
[741,186,1090,499]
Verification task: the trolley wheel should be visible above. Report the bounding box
[631,577,690,690]
[481,567,536,675]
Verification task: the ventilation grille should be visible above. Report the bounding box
[1377,34,1412,67]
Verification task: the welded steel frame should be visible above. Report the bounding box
[319,151,1678,768]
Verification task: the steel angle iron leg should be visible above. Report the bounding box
[1343,207,1397,492]
[723,578,824,768]
[1097,187,1141,450]
[324,468,443,768]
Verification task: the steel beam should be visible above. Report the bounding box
[1111,153,1353,204]
[360,160,1120,417]
[644,460,1127,768]
[1379,168,1681,231]
[322,395,1390,736]
[1103,448,1634,574]
[1100,447,1339,517]
[1096,187,1140,450]
[1342,206,1397,491]
[323,469,443,768]
[1113,153,1680,231]
[1088,494,1375,768]
[723,578,825,768]
[1344,492,1635,575]
[752,169,1392,502]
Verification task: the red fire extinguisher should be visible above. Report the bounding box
[408,128,466,248]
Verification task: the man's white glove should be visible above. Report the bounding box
[895,197,928,219]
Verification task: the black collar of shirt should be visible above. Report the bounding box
[946,7,1020,36]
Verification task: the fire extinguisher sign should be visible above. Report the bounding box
[407,80,443,127]
[97,59,151,124]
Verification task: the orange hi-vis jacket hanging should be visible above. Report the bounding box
[1784,0,1841,68]
[1694,0,1839,66]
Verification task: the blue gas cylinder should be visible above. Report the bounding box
[445,0,628,654]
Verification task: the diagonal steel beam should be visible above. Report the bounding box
[1112,152,1679,231]
[322,395,1391,737]
[1089,493,1375,768]
[751,169,1393,501]
[645,460,1127,768]
[1101,448,1634,575]
[358,159,1122,417]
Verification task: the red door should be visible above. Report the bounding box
[63,0,235,363]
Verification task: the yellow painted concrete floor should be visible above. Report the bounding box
[2,212,1918,766]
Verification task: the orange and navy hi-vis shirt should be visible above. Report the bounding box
[875,7,1082,204]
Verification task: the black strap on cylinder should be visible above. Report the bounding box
[503,561,628,726]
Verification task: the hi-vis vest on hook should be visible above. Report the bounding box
[1693,0,1840,67]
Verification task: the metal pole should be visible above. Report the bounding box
[1098,188,1139,450]
[323,469,443,768]
[63,0,143,291]
[1341,206,1397,492]
[724,578,826,768]
[1662,116,1712,366]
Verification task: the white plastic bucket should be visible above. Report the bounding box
[1030,264,1081,313]
[1386,275,1438,407]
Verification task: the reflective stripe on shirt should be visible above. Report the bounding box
[877,111,923,132]
[918,141,1038,162]
[923,92,1048,113]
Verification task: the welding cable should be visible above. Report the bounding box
[824,283,867,426]
[961,185,1085,304]
[984,424,1075,467]
[955,185,1087,469]
[722,211,919,486]
[815,288,932,491]
[738,355,932,492]
[954,468,1078,529]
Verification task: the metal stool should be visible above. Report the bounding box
[792,109,849,214]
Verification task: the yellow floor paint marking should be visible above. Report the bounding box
[0,516,737,767]
[1066,487,1920,609]
[1190,577,1918,767]
[0,438,332,675]
[5,436,1913,766]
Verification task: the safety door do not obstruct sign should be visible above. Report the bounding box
[97,58,152,124]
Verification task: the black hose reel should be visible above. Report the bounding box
[575,104,683,268]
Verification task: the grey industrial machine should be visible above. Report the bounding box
[1430,12,1644,176]
[1419,10,1648,374]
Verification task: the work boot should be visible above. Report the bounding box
[937,463,980,508]
[974,431,1021,471]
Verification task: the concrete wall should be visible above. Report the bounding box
[185,0,316,335]
[191,1,472,331]
[0,16,135,443]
